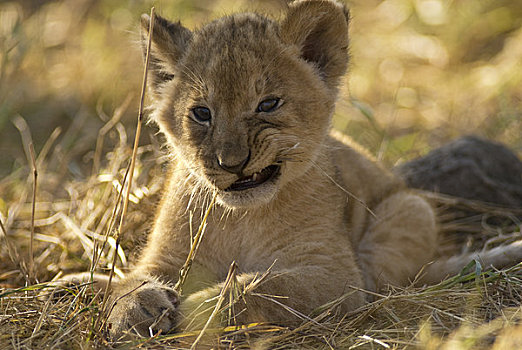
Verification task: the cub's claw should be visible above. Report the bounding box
[107,281,180,339]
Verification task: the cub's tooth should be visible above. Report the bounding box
[252,173,258,182]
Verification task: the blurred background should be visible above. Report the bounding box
[1,0,521,175]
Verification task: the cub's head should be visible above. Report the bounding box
[142,0,349,208]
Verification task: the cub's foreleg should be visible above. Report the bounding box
[356,191,438,291]
[107,237,367,338]
[179,258,367,331]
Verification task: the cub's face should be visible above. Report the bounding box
[144,1,350,208]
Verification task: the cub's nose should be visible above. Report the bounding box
[217,150,251,174]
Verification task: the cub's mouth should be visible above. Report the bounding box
[225,165,280,192]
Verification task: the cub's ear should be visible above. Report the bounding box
[280,0,350,91]
[141,14,193,99]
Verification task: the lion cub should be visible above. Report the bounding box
[91,0,521,339]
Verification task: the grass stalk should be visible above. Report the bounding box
[90,164,130,274]
[92,94,133,176]
[98,5,156,329]
[28,142,37,283]
[190,261,238,349]
[175,192,217,294]
[11,115,37,283]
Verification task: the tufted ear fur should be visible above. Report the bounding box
[280,0,350,91]
[141,14,193,99]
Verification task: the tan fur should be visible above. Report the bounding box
[65,0,522,339]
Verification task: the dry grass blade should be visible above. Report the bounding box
[175,192,217,294]
[190,261,238,349]
[0,218,19,270]
[90,164,130,274]
[29,142,37,283]
[11,115,38,283]
[31,288,53,337]
[92,93,133,175]
[36,127,61,169]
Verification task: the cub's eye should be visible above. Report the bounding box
[191,106,212,124]
[256,98,281,113]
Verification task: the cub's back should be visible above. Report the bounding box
[328,131,406,244]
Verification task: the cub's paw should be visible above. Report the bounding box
[107,280,179,339]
